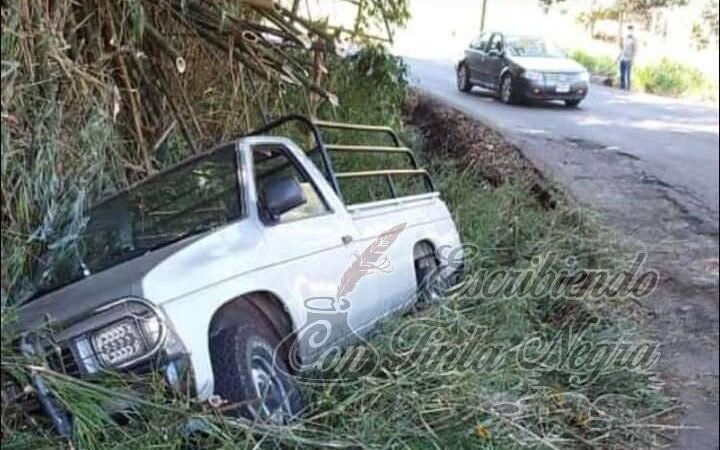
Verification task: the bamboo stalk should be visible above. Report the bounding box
[193,26,270,78]
[257,7,313,49]
[274,5,333,43]
[241,0,275,10]
[170,68,203,141]
[149,59,198,153]
[144,23,187,73]
[102,0,152,173]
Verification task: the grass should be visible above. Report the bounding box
[2,162,674,450]
[634,58,719,102]
[571,49,719,102]
[293,151,673,449]
[2,47,674,449]
[570,49,616,79]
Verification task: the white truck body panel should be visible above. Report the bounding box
[18,135,462,402]
[143,138,461,398]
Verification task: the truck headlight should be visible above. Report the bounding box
[578,71,590,82]
[66,298,169,373]
[523,70,545,83]
[91,317,156,367]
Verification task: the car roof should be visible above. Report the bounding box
[503,34,543,41]
[477,31,542,39]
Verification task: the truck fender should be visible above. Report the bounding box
[208,292,295,345]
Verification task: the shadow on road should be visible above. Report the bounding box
[466,87,588,111]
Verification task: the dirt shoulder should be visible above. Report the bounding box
[404,93,558,208]
[513,128,720,450]
[409,91,720,450]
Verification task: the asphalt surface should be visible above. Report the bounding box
[406,56,720,450]
[405,57,720,220]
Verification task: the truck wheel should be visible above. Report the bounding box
[414,242,448,307]
[209,310,302,423]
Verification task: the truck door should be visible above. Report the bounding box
[244,139,378,354]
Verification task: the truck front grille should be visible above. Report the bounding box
[45,343,82,377]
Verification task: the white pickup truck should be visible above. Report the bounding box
[15,116,463,431]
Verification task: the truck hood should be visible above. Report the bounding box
[509,56,586,73]
[16,234,205,331]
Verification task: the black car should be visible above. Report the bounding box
[456,32,590,107]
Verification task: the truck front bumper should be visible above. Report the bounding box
[13,334,193,437]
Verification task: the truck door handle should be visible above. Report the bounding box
[341,235,353,245]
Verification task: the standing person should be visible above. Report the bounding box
[618,25,638,90]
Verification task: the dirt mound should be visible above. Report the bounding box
[403,92,557,208]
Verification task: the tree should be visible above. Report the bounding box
[692,22,710,49]
[701,0,719,45]
[612,0,689,43]
[577,6,620,37]
[538,0,566,14]
[615,0,689,20]
[691,0,719,49]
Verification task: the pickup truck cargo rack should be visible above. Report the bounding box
[246,115,435,202]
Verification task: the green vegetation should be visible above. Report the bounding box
[2,45,674,449]
[0,0,413,306]
[574,0,689,43]
[571,49,719,102]
[635,58,719,101]
[570,49,617,79]
[294,163,673,450]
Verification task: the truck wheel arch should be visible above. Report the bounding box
[208,291,296,356]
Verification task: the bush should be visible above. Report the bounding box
[635,58,717,100]
[570,49,616,78]
[571,50,719,101]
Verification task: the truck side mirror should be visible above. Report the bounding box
[260,174,306,220]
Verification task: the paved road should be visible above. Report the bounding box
[406,57,720,219]
[406,56,720,450]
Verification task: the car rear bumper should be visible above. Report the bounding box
[517,79,589,101]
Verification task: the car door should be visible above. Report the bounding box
[465,32,490,85]
[484,33,506,89]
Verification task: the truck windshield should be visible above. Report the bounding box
[30,144,242,299]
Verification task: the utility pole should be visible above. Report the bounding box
[480,0,489,31]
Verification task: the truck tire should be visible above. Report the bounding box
[413,242,448,307]
[209,308,302,422]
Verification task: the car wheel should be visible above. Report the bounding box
[210,308,302,423]
[564,99,582,108]
[413,242,449,307]
[499,73,516,104]
[457,64,472,93]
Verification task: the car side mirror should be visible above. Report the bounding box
[489,48,504,57]
[260,175,306,220]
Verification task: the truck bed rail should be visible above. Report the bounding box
[245,115,435,203]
